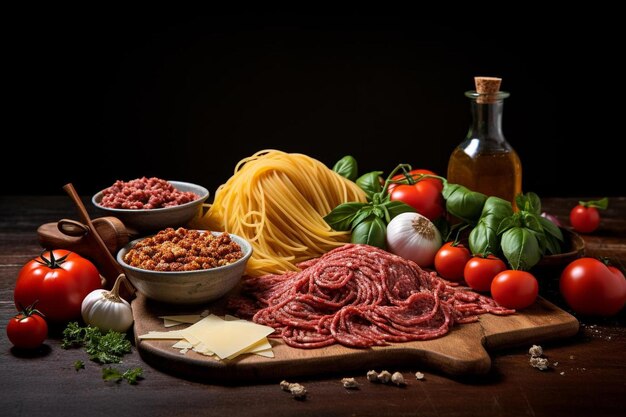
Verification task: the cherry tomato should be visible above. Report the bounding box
[464,255,508,292]
[387,169,443,194]
[434,242,471,281]
[390,181,444,221]
[14,250,102,322]
[560,258,626,316]
[569,205,600,233]
[491,270,539,310]
[6,310,48,349]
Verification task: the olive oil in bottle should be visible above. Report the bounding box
[447,77,522,205]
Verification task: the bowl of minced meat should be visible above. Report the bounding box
[117,228,252,304]
[92,177,209,232]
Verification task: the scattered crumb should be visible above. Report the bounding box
[279,380,307,399]
[553,362,559,367]
[560,371,565,376]
[529,345,543,357]
[341,377,359,389]
[378,370,392,384]
[289,383,307,400]
[391,372,405,386]
[415,372,425,380]
[179,348,189,355]
[530,356,549,371]
[569,355,575,360]
[366,370,378,382]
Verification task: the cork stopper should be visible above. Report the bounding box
[474,76,502,104]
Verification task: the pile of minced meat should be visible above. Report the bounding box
[99,177,199,209]
[124,228,243,271]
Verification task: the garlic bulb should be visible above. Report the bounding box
[386,212,442,267]
[81,274,133,332]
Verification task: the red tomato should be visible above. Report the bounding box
[6,311,48,349]
[434,242,471,281]
[390,181,444,221]
[569,205,600,233]
[491,270,539,310]
[14,250,102,322]
[608,266,626,280]
[559,258,626,316]
[464,255,507,292]
[387,169,443,194]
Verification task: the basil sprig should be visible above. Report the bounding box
[324,164,416,249]
[467,192,563,270]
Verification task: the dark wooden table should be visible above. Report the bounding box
[1,196,624,417]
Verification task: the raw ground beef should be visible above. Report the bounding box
[99,177,198,209]
[229,244,513,349]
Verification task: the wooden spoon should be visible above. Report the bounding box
[62,183,126,290]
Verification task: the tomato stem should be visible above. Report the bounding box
[36,250,70,269]
[15,300,45,319]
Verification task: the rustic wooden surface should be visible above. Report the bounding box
[133,294,579,381]
[1,196,625,417]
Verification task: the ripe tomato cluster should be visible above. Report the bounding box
[432,241,626,316]
[433,242,538,310]
[6,250,102,350]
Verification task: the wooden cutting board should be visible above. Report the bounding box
[132,292,579,382]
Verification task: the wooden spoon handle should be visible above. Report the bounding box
[62,183,124,283]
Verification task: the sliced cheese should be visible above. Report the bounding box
[141,313,276,360]
[192,319,275,360]
[226,337,273,360]
[172,340,194,349]
[138,330,185,340]
[160,315,204,325]
[252,349,275,358]
[163,319,183,328]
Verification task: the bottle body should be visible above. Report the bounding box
[447,91,522,205]
[448,147,522,203]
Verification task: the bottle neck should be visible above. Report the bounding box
[469,100,505,142]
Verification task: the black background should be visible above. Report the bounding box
[5,11,623,199]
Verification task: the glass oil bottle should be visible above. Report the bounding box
[447,77,522,206]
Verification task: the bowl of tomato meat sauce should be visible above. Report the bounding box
[117,227,252,304]
[92,177,209,232]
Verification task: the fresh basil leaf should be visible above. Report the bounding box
[497,215,517,235]
[372,205,385,219]
[528,228,548,254]
[350,206,374,227]
[442,183,487,225]
[521,211,543,233]
[538,216,563,242]
[323,202,365,231]
[469,222,498,256]
[356,171,383,200]
[501,227,541,271]
[543,233,562,255]
[515,192,541,214]
[383,200,416,220]
[351,216,387,249]
[332,155,358,182]
[468,197,513,256]
[580,197,609,209]
[482,197,513,219]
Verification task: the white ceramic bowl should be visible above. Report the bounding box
[92,180,209,233]
[117,231,252,305]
